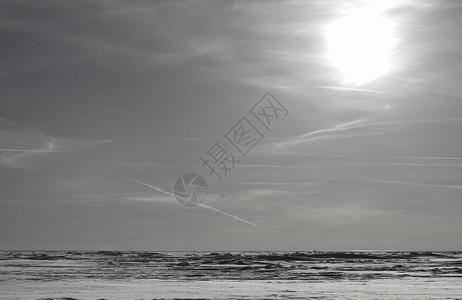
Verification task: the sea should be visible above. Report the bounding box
[1,250,461,299]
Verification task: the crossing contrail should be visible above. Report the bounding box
[130,178,272,231]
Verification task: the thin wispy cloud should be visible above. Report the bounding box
[0,148,70,153]
[256,149,462,161]
[268,117,376,150]
[359,178,462,190]
[0,128,110,168]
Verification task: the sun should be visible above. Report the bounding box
[325,10,395,84]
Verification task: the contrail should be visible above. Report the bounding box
[361,178,462,190]
[130,178,273,231]
[130,178,173,196]
[313,85,395,95]
[0,148,70,153]
[199,203,261,228]
[257,149,462,161]
[271,118,372,150]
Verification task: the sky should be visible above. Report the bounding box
[1,0,461,251]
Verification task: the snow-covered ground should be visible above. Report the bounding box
[1,251,462,299]
[2,278,462,300]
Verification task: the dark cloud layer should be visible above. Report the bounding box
[1,0,461,250]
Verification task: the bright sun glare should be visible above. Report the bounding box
[326,10,395,84]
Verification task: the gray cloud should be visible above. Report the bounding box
[1,0,461,250]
